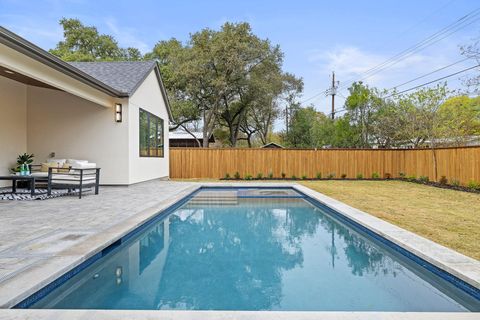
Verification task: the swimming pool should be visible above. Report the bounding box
[21,187,480,311]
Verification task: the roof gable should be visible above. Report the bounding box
[68,61,156,96]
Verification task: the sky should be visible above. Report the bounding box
[1,0,479,128]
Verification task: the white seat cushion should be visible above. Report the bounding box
[51,174,97,185]
[31,172,48,178]
[72,162,96,169]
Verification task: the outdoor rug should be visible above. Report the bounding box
[0,188,78,201]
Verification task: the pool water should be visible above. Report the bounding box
[30,188,479,311]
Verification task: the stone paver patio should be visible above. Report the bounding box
[0,180,195,293]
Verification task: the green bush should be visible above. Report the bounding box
[407,175,417,182]
[244,174,253,180]
[224,173,230,179]
[451,179,460,187]
[399,172,406,179]
[281,172,286,179]
[341,173,347,179]
[419,176,429,183]
[439,176,448,185]
[301,174,308,180]
[316,172,322,179]
[291,175,297,180]
[356,173,363,179]
[371,172,380,179]
[256,173,263,179]
[268,171,274,179]
[327,173,335,179]
[234,171,240,179]
[467,180,480,191]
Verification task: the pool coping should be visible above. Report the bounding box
[0,182,478,319]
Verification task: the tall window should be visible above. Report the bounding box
[139,109,164,157]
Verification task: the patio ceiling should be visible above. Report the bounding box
[0,66,60,91]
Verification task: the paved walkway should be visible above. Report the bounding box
[0,180,194,290]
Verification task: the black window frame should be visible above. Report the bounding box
[139,108,164,158]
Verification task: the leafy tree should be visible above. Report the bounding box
[282,73,304,135]
[460,35,480,92]
[345,82,383,147]
[148,22,296,147]
[50,18,142,61]
[438,95,480,145]
[284,106,318,147]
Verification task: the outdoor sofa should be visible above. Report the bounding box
[30,159,100,199]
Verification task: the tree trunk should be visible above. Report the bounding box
[431,147,438,182]
[181,124,201,147]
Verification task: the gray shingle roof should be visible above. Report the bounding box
[68,61,157,95]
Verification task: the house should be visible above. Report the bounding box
[169,130,215,147]
[0,27,173,186]
[261,142,284,149]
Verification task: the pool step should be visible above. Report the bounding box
[188,191,238,205]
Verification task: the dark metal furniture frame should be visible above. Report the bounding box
[46,167,101,199]
[0,175,36,196]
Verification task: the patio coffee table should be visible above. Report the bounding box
[0,175,36,196]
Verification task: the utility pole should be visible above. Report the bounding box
[326,71,339,119]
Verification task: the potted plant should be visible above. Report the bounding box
[10,153,34,188]
[10,153,34,174]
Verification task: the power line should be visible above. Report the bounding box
[301,89,327,104]
[304,7,480,102]
[388,57,470,90]
[384,64,480,98]
[329,63,479,116]
[336,8,480,91]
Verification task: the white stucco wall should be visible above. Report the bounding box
[0,76,27,187]
[26,86,130,185]
[128,70,170,184]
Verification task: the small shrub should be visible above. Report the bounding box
[451,179,460,187]
[301,174,308,180]
[399,172,406,179]
[407,175,417,182]
[371,172,380,179]
[224,173,230,179]
[268,171,274,179]
[244,174,252,180]
[281,172,286,179]
[439,176,448,185]
[291,175,297,180]
[467,180,480,191]
[356,173,363,179]
[326,173,335,179]
[234,171,240,180]
[316,172,322,179]
[419,175,429,183]
[256,173,263,179]
[384,173,391,179]
[341,173,347,179]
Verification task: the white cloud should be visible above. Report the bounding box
[307,46,456,90]
[104,17,149,53]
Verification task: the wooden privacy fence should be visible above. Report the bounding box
[170,146,480,185]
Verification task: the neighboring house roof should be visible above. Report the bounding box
[0,26,173,121]
[261,142,284,149]
[169,131,215,142]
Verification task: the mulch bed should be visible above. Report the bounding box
[219,177,480,194]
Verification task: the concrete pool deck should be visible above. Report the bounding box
[0,181,478,319]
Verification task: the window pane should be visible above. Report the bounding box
[157,118,164,157]
[139,111,149,156]
[149,116,157,157]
